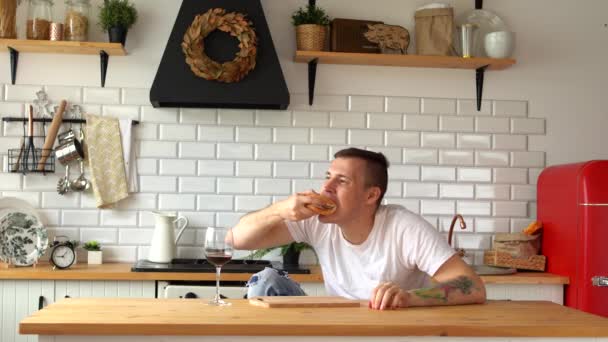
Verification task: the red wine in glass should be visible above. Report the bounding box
[204,227,233,306]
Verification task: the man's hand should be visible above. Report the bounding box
[369,282,409,310]
[278,190,323,221]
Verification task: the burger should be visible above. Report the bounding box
[305,192,337,216]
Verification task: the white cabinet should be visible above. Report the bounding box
[0,280,155,342]
[300,282,326,296]
[54,280,155,299]
[486,283,563,304]
[1,280,54,342]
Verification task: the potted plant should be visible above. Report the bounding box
[292,3,330,51]
[249,242,316,267]
[98,0,137,46]
[83,240,102,265]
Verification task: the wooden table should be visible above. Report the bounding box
[19,298,608,342]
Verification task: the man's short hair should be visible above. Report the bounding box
[334,148,389,207]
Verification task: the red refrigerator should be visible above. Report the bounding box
[538,160,608,317]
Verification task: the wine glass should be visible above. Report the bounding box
[204,227,233,306]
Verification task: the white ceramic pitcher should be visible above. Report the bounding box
[148,211,189,263]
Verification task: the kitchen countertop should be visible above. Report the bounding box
[0,263,569,284]
[19,298,607,336]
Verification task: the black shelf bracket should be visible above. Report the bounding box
[475,0,483,9]
[309,0,316,7]
[8,47,18,85]
[308,58,318,106]
[100,50,109,87]
[476,65,489,111]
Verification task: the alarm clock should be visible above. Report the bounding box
[50,236,76,270]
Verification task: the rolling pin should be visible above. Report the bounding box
[37,100,67,171]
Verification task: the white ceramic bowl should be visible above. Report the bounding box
[484,31,515,58]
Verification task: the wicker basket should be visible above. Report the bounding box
[296,24,327,51]
[484,250,546,271]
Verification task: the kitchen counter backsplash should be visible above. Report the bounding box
[0,84,544,265]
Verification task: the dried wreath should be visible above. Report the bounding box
[182,8,257,83]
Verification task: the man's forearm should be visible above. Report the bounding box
[407,276,486,307]
[231,202,286,250]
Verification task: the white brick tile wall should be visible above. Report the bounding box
[256,110,291,126]
[159,194,196,210]
[139,175,177,192]
[274,127,309,143]
[275,162,310,178]
[121,88,149,105]
[199,126,234,142]
[421,132,455,148]
[511,118,545,134]
[493,167,528,184]
[197,195,233,210]
[494,100,527,117]
[422,166,455,181]
[367,113,402,129]
[330,112,365,128]
[236,127,272,143]
[493,134,527,150]
[294,111,329,127]
[389,165,419,180]
[255,144,290,160]
[218,109,254,125]
[101,211,137,226]
[83,87,120,104]
[457,99,492,116]
[102,105,140,121]
[405,114,437,131]
[181,108,217,124]
[180,142,215,159]
[160,124,196,141]
[0,89,546,262]
[439,116,474,132]
[457,168,492,183]
[62,210,99,226]
[218,143,253,160]
[406,183,438,198]
[476,184,511,200]
[403,149,437,164]
[311,128,347,144]
[439,150,474,166]
[386,131,419,147]
[440,184,474,199]
[218,178,253,194]
[350,95,384,112]
[159,159,196,175]
[493,201,528,217]
[178,177,215,193]
[476,117,510,133]
[236,161,272,177]
[386,97,419,113]
[511,151,545,167]
[422,98,456,114]
[198,160,234,176]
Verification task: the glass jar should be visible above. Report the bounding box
[64,0,89,41]
[0,0,18,38]
[26,0,52,40]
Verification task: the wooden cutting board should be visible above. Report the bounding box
[249,296,363,308]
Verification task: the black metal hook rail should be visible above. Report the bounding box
[2,117,139,125]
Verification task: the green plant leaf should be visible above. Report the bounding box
[98,0,138,32]
[291,4,330,26]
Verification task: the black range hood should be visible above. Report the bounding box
[150,0,289,110]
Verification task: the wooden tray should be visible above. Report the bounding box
[249,296,363,308]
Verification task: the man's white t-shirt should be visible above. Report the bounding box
[286,204,456,300]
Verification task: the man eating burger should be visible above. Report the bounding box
[232,147,486,310]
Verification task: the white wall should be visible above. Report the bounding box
[0,0,606,263]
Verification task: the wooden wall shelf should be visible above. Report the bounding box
[0,39,127,87]
[294,50,516,111]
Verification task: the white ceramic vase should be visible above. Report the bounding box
[87,251,102,265]
[484,31,515,58]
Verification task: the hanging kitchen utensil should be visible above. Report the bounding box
[23,105,37,172]
[37,99,67,171]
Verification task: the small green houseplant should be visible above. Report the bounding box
[249,242,316,267]
[291,4,330,51]
[83,240,102,265]
[98,0,138,45]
